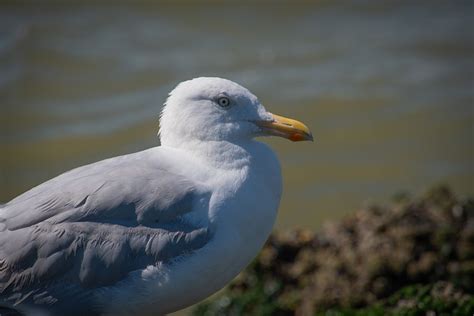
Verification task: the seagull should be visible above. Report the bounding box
[0,77,312,316]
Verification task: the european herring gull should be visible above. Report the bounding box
[0,77,312,315]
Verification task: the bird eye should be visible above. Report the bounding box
[217,97,231,108]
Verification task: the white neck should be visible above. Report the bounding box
[160,137,255,170]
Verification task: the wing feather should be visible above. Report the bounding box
[0,149,212,310]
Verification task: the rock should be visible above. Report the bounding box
[193,185,474,315]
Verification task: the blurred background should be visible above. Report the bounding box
[1,0,472,231]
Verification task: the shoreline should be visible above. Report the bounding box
[193,185,473,315]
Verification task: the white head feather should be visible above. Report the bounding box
[159,77,272,148]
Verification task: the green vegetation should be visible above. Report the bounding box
[193,186,474,315]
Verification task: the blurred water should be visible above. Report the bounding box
[1,1,473,229]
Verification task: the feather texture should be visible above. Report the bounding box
[0,148,212,314]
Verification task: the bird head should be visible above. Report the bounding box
[159,77,313,146]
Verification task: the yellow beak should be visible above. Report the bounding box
[256,113,313,142]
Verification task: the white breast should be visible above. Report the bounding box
[102,141,282,315]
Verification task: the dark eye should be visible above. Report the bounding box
[217,97,231,108]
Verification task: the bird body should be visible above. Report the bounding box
[0,77,311,315]
[102,141,281,315]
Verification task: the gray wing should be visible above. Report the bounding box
[0,149,212,310]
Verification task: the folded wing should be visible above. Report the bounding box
[0,149,212,310]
